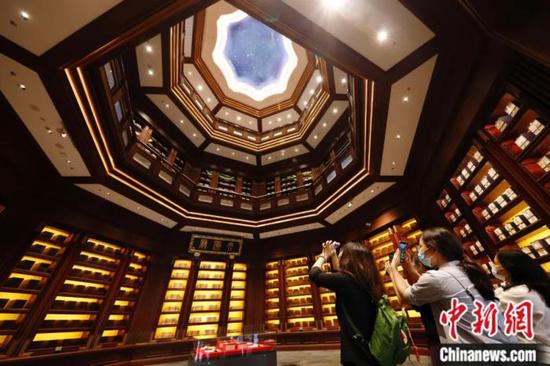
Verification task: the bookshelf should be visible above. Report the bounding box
[314,255,338,330]
[185,261,226,339]
[283,257,315,332]
[153,259,191,340]
[434,85,550,275]
[27,237,130,352]
[264,261,281,332]
[227,263,247,336]
[0,226,72,354]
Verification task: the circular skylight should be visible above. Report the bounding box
[213,10,298,102]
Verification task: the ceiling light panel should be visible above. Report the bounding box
[205,143,256,166]
[325,182,396,224]
[0,0,122,55]
[146,94,205,147]
[282,0,434,70]
[380,55,437,176]
[183,63,218,110]
[215,106,258,131]
[261,108,299,131]
[298,69,322,108]
[306,100,348,148]
[259,222,325,239]
[333,67,349,94]
[183,16,194,57]
[261,144,305,165]
[76,184,177,228]
[180,226,254,239]
[136,34,162,87]
[0,54,90,177]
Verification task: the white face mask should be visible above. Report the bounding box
[491,265,506,281]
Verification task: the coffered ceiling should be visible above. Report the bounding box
[0,0,485,238]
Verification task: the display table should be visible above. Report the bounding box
[190,338,277,366]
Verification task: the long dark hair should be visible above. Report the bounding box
[497,250,550,306]
[339,241,384,301]
[421,227,496,301]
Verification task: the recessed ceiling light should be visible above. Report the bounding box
[294,148,299,152]
[66,160,72,164]
[322,122,327,127]
[392,161,396,165]
[268,156,272,160]
[225,111,229,116]
[19,84,26,90]
[216,147,220,151]
[206,97,212,103]
[192,133,197,137]
[236,116,242,121]
[286,113,292,119]
[20,10,30,21]
[396,134,401,139]
[303,100,308,106]
[46,127,53,134]
[179,119,184,124]
[309,89,314,95]
[197,84,203,91]
[402,96,409,102]
[61,130,67,138]
[145,45,153,53]
[106,192,111,196]
[147,69,154,76]
[370,189,375,193]
[316,75,323,83]
[377,30,388,43]
[231,152,235,156]
[245,156,249,160]
[332,108,338,114]
[136,206,141,210]
[164,103,169,108]
[313,135,318,139]
[187,71,192,76]
[347,202,353,207]
[248,120,253,125]
[341,77,347,84]
[277,117,282,122]
[281,151,285,156]
[322,0,344,9]
[268,120,272,125]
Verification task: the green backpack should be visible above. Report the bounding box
[342,295,412,366]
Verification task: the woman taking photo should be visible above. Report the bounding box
[493,250,550,363]
[309,241,383,366]
[385,227,515,343]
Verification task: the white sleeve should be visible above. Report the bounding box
[404,270,443,306]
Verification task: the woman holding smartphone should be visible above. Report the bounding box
[309,240,383,365]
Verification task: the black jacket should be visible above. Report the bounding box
[309,267,379,366]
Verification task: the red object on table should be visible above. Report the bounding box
[194,339,276,360]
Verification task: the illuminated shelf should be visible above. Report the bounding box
[227,263,247,336]
[264,261,281,332]
[99,249,149,345]
[0,226,72,354]
[283,257,315,331]
[186,261,226,339]
[154,259,191,340]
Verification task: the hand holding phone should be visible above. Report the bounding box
[399,241,408,263]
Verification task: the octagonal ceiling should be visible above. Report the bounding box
[0,0,449,237]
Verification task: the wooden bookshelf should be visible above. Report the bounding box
[185,261,226,339]
[434,84,550,276]
[0,226,72,355]
[264,261,281,333]
[153,259,191,340]
[226,263,247,336]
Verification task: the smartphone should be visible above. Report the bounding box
[399,241,408,263]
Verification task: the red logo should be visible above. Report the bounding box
[503,300,534,340]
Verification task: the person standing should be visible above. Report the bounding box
[309,241,383,366]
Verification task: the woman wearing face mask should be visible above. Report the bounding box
[493,250,550,362]
[310,240,383,365]
[385,227,515,343]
